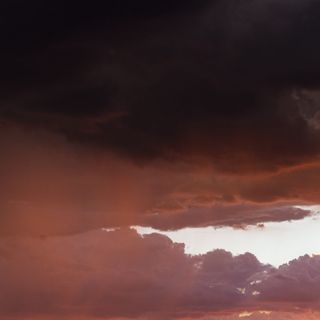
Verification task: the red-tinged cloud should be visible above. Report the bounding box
[1,126,320,235]
[0,229,320,319]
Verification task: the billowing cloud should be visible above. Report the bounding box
[251,254,320,305]
[0,228,320,319]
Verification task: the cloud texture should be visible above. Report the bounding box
[1,0,320,234]
[1,1,320,319]
[2,0,320,169]
[0,229,320,319]
[1,125,318,235]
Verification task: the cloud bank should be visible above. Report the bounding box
[1,126,318,235]
[1,0,320,234]
[2,0,320,171]
[0,229,320,319]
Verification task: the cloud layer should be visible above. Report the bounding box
[2,125,320,235]
[1,2,320,319]
[1,125,318,235]
[2,0,320,171]
[0,229,320,319]
[1,0,320,234]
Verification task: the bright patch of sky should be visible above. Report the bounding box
[134,205,320,267]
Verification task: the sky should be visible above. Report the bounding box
[1,0,320,319]
[136,206,320,267]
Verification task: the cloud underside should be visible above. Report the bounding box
[1,0,320,234]
[0,228,319,319]
[0,126,320,235]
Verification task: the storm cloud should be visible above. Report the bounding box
[1,0,320,235]
[1,0,320,169]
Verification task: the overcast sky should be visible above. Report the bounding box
[1,0,320,319]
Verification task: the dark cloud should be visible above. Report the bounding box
[1,0,320,172]
[1,0,320,234]
[0,229,319,319]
